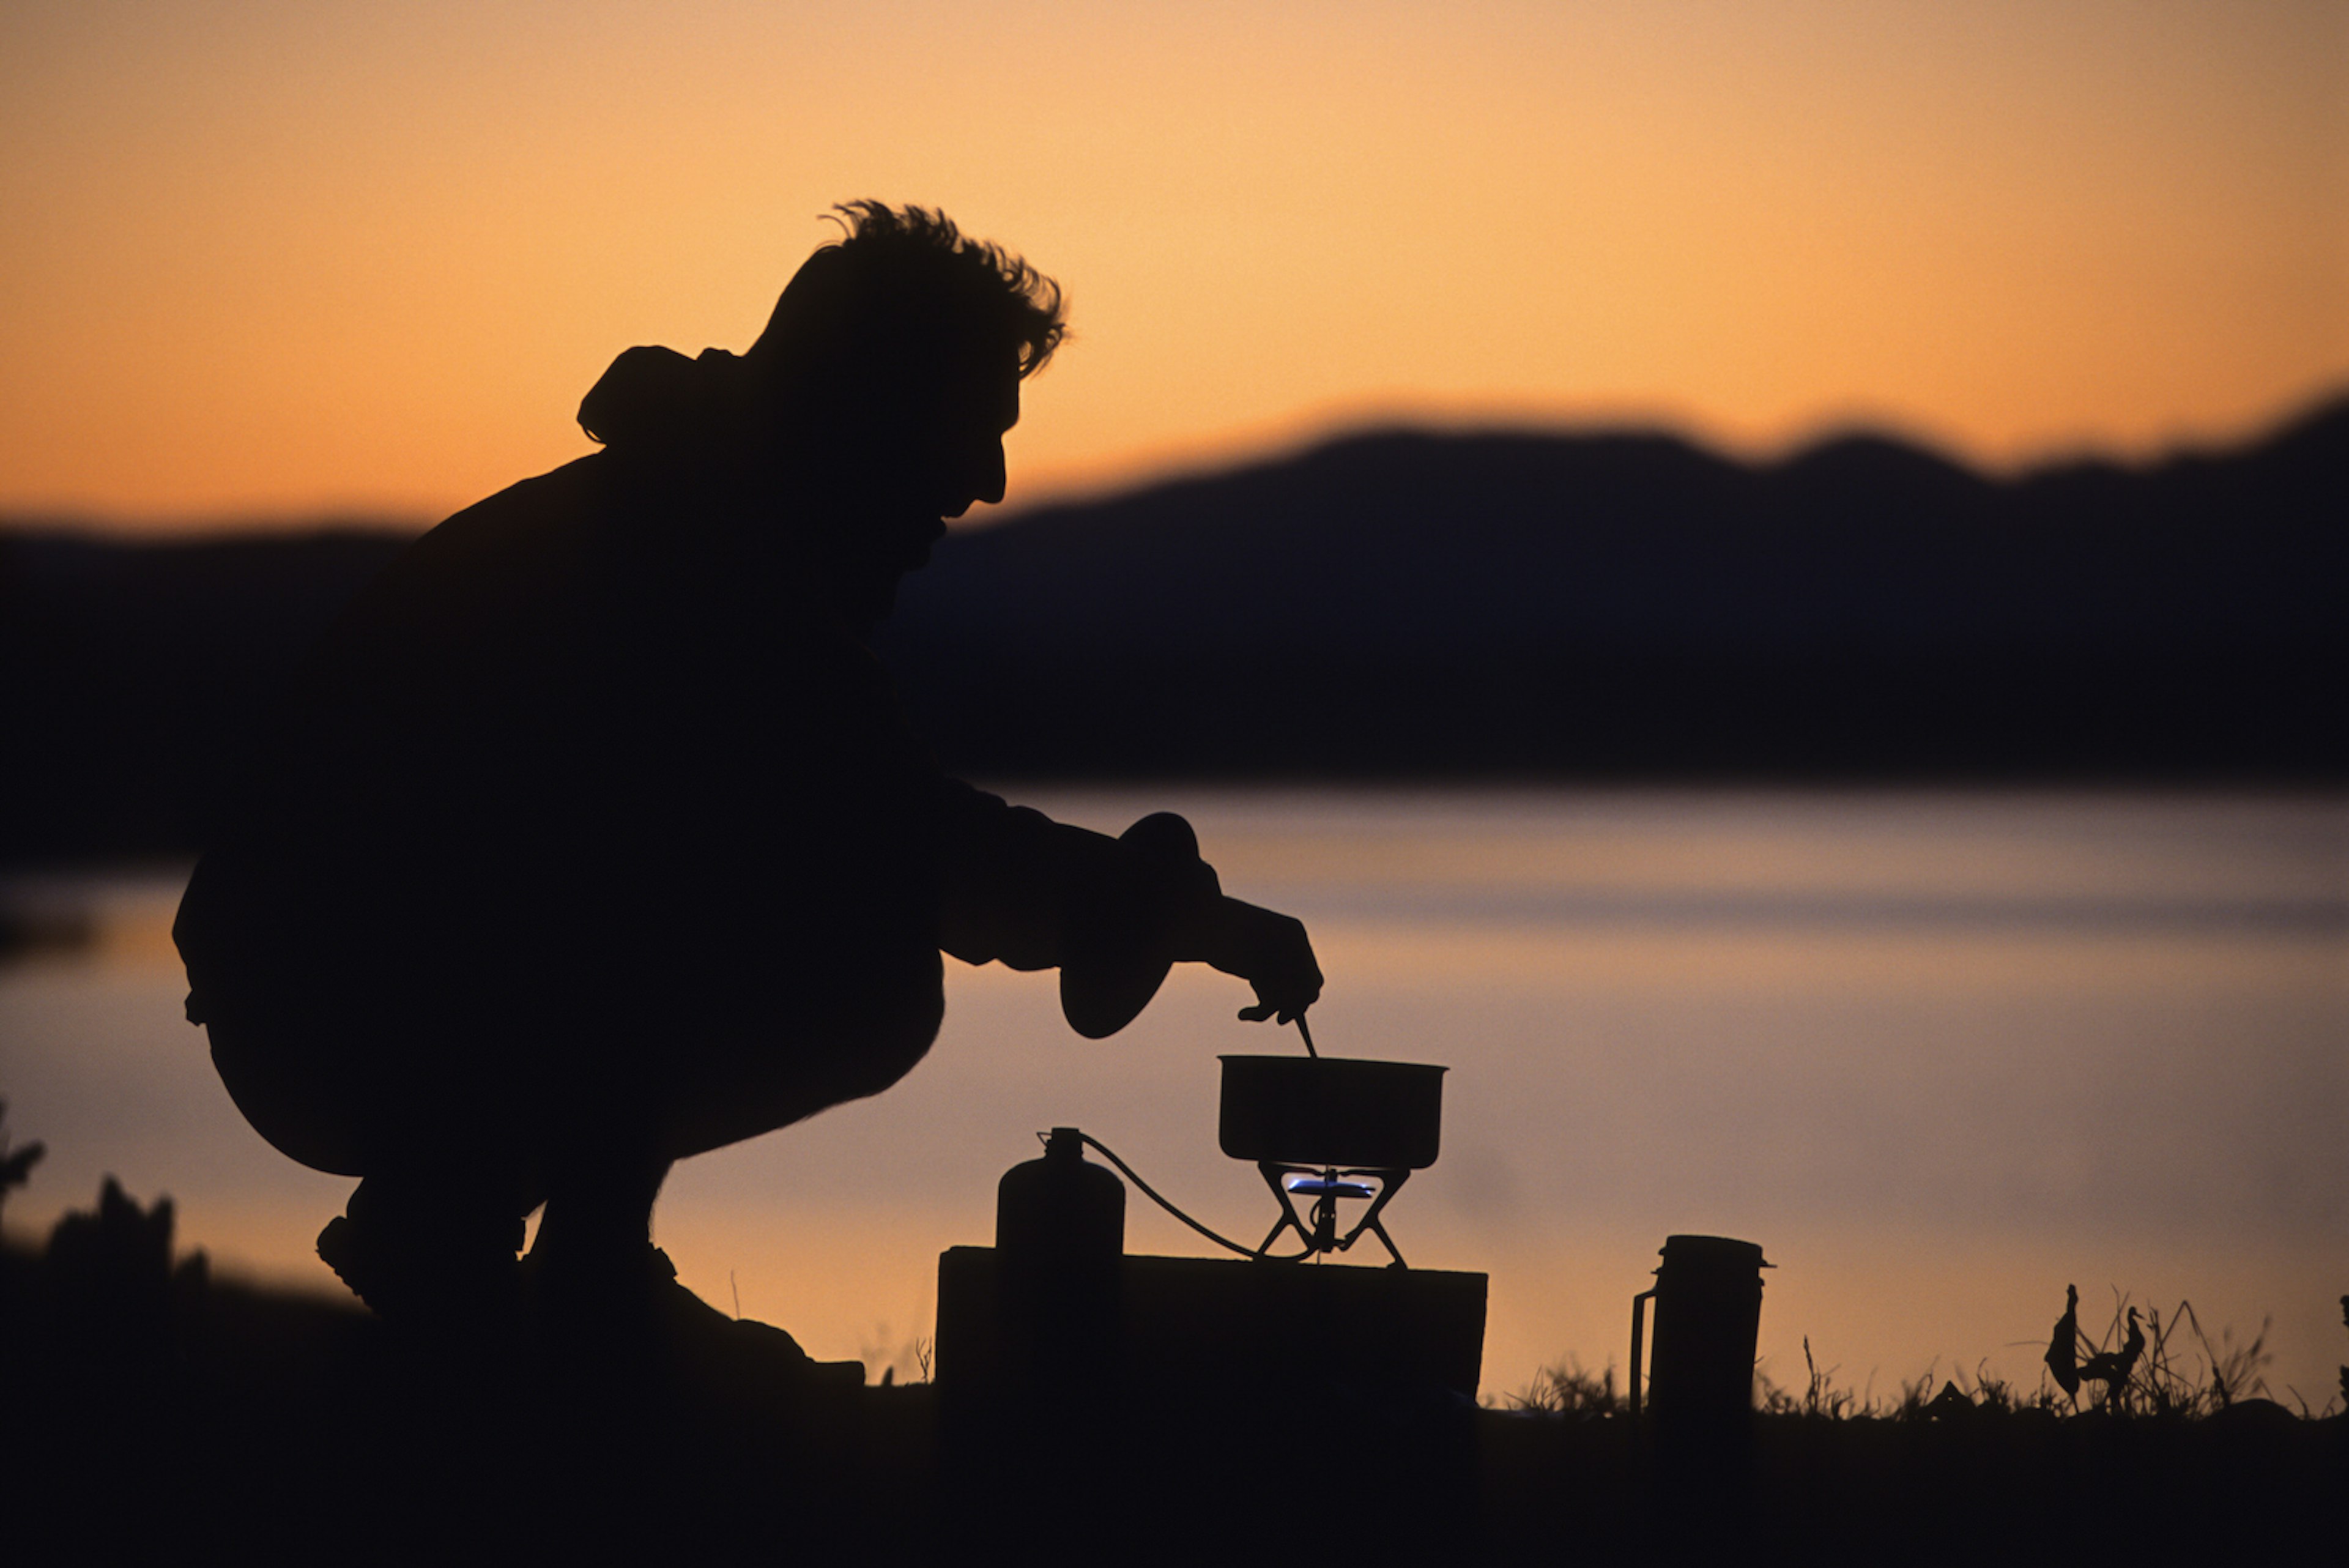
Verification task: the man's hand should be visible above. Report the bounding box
[1053,811,1323,1038]
[1187,897,1323,1027]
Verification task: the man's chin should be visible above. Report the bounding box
[845,576,902,630]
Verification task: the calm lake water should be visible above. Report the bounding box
[4,789,2342,1407]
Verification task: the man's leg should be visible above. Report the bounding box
[521,1079,694,1336]
[527,1146,671,1282]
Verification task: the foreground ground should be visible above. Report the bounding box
[3,1205,2339,1565]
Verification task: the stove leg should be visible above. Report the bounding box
[1335,1168,1412,1268]
[1254,1161,1315,1258]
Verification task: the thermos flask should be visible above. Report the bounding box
[1628,1233,1771,1430]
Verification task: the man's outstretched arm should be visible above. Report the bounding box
[934,784,1321,1036]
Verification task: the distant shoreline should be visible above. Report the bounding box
[6,395,2341,865]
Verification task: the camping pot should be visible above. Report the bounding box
[1217,1056,1447,1170]
[1627,1235,1772,1427]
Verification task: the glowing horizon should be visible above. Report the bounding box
[4,1,2342,532]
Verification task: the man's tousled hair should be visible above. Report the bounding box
[753,201,1066,382]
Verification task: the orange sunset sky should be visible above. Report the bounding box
[3,0,2343,531]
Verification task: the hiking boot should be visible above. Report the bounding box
[316,1194,524,1329]
[524,1243,862,1397]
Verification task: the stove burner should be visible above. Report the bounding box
[1257,1161,1414,1267]
[1283,1173,1378,1199]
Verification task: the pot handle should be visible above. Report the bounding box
[1628,1287,1657,1418]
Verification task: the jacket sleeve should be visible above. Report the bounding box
[933,780,1121,972]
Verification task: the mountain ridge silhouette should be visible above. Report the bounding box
[872,392,2339,779]
[4,394,2340,864]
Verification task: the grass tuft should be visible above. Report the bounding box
[1490,1356,1620,1418]
[1516,1284,2321,1422]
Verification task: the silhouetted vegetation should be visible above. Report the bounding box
[2,1165,930,1564]
[1482,1296,2340,1564]
[1507,1287,2315,1429]
[0,1099,42,1224]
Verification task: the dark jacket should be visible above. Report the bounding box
[174,351,1135,1179]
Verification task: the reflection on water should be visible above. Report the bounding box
[3,790,2342,1404]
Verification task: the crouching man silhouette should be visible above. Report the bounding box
[173,203,1321,1351]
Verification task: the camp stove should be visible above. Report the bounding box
[936,1018,1482,1402]
[1049,1017,1449,1268]
[1218,1031,1446,1268]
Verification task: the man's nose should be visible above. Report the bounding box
[940,442,1005,515]
[972,437,1006,508]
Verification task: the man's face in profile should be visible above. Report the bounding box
[823,341,1022,625]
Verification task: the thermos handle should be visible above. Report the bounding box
[1628,1287,1657,1418]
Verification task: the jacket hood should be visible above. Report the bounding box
[577,345,758,453]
